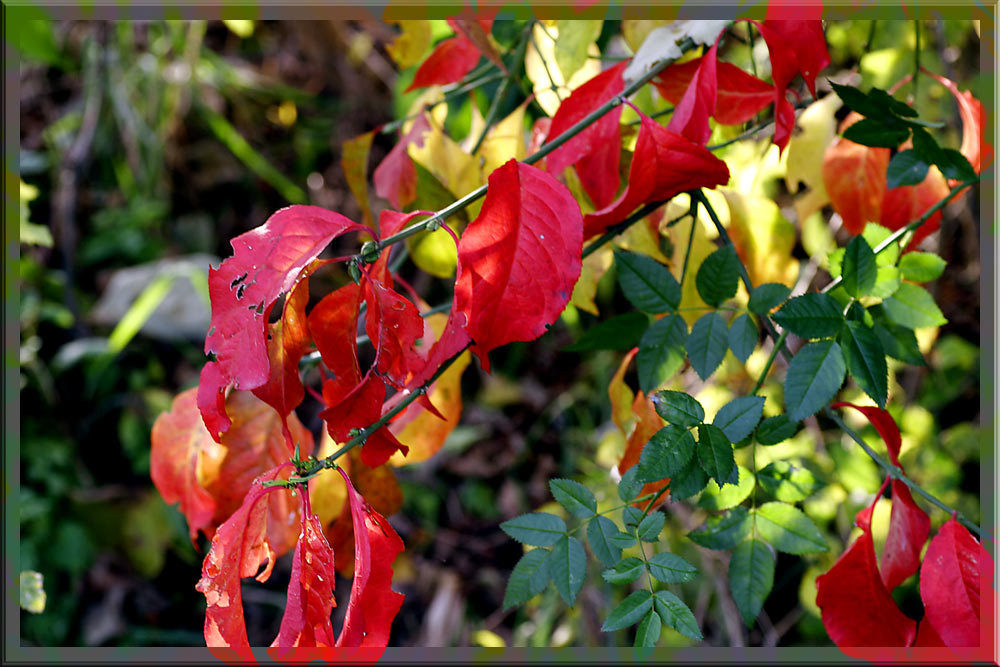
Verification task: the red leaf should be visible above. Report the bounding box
[665,42,718,145]
[196,464,292,659]
[762,20,830,99]
[822,113,891,235]
[882,481,930,592]
[200,206,366,440]
[920,517,995,647]
[924,70,992,179]
[831,402,902,466]
[815,478,918,648]
[448,15,503,72]
[880,166,951,248]
[546,61,629,209]
[655,57,774,126]
[373,114,431,211]
[453,159,583,372]
[405,36,481,93]
[912,618,947,647]
[362,272,425,388]
[582,107,730,238]
[746,20,800,153]
[334,467,405,651]
[320,373,407,468]
[308,283,364,391]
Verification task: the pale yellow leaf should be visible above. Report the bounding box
[722,189,799,288]
[386,20,432,69]
[525,22,601,116]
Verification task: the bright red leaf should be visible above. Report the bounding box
[362,271,425,388]
[405,36,481,93]
[920,517,995,647]
[822,113,891,235]
[831,402,902,466]
[452,159,583,372]
[883,480,930,592]
[448,15,502,72]
[308,282,364,392]
[373,114,431,211]
[654,57,774,126]
[744,19,800,153]
[665,41,718,145]
[761,19,830,99]
[321,372,407,468]
[582,105,730,238]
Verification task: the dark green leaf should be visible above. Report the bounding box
[653,591,702,640]
[840,320,888,408]
[637,511,666,542]
[609,531,637,549]
[757,461,823,502]
[748,283,791,315]
[637,314,688,393]
[615,250,681,313]
[843,117,911,148]
[667,455,709,500]
[842,235,878,298]
[698,465,755,511]
[565,312,649,352]
[602,556,645,584]
[618,466,643,503]
[687,506,752,550]
[784,340,847,421]
[634,609,662,648]
[728,538,776,626]
[549,478,597,518]
[551,535,586,605]
[883,282,947,328]
[687,312,728,380]
[756,414,800,446]
[696,245,740,307]
[696,423,736,487]
[647,552,698,584]
[934,148,977,183]
[772,293,845,339]
[500,513,567,546]
[871,307,925,365]
[623,505,644,530]
[753,502,828,554]
[898,252,947,283]
[652,390,704,427]
[503,548,551,609]
[713,396,765,443]
[867,87,919,118]
[886,149,930,189]
[587,516,623,567]
[603,589,654,632]
[637,424,697,483]
[830,82,894,120]
[727,314,757,363]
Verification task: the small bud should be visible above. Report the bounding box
[348,259,362,285]
[425,217,441,232]
[359,240,381,264]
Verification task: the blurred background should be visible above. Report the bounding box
[17,15,986,648]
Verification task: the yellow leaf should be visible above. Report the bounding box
[386,20,432,69]
[619,213,669,264]
[570,245,612,316]
[666,206,716,326]
[609,348,638,435]
[407,115,481,216]
[475,101,528,182]
[722,189,799,288]
[621,19,671,53]
[554,19,603,81]
[525,22,601,117]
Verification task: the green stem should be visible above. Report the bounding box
[751,329,787,396]
[379,68,503,136]
[678,199,699,287]
[580,201,667,259]
[705,100,811,151]
[528,29,564,104]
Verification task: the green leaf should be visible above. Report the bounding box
[843,117,911,148]
[554,19,602,81]
[841,235,878,298]
[839,320,888,408]
[830,81,888,120]
[603,590,654,632]
[687,312,729,380]
[728,538,776,627]
[637,314,688,393]
[871,307,925,365]
[687,506,752,550]
[883,282,947,328]
[653,591,702,640]
[886,149,930,189]
[634,609,662,648]
[500,513,567,546]
[696,245,740,307]
[107,275,175,354]
[934,147,977,183]
[637,424,696,483]
[756,414,800,446]
[587,516,624,567]
[727,314,757,364]
[696,423,736,487]
[863,223,899,266]
[551,535,586,605]
[866,87,919,118]
[618,466,643,503]
[503,548,551,609]
[772,293,845,339]
[647,552,698,584]
[549,478,597,518]
[667,455,709,500]
[609,531,637,550]
[637,511,666,542]
[757,461,823,502]
[898,252,947,283]
[753,502,828,554]
[748,283,791,314]
[784,340,847,422]
[869,266,902,299]
[623,506,644,530]
[615,249,682,313]
[698,465,755,511]
[713,396,765,443]
[652,390,705,427]
[602,556,645,584]
[565,312,649,352]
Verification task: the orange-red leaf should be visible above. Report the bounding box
[822,113,890,235]
[405,36,481,93]
[619,390,669,507]
[320,373,407,468]
[880,167,951,248]
[655,57,773,127]
[924,70,992,179]
[362,272,425,388]
[373,114,430,210]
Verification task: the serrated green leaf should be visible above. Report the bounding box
[727,314,757,363]
[827,247,845,279]
[687,312,728,380]
[602,556,645,584]
[830,81,887,119]
[603,590,654,632]
[652,390,705,427]
[842,235,878,298]
[608,531,637,549]
[549,478,597,518]
[839,320,888,407]
[748,283,792,314]
[587,516,623,567]
[688,506,753,550]
[898,252,947,283]
[634,609,662,648]
[784,340,847,422]
[713,396,765,443]
[637,314,688,393]
[698,465,755,511]
[869,266,901,299]
[667,455,709,500]
[647,552,698,584]
[623,505,644,530]
[866,87,919,118]
[756,414,800,446]
[863,223,899,266]
[565,312,649,352]
[757,461,822,502]
[843,117,910,148]
[883,282,947,328]
[886,149,930,189]
[871,307,925,365]
[637,424,696,483]
[616,249,682,313]
[729,538,775,626]
[753,502,828,554]
[551,535,586,605]
[503,548,551,609]
[696,245,740,307]
[500,512,567,546]
[653,591,702,640]
[772,293,845,339]
[619,466,643,503]
[637,511,666,542]
[697,423,736,487]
